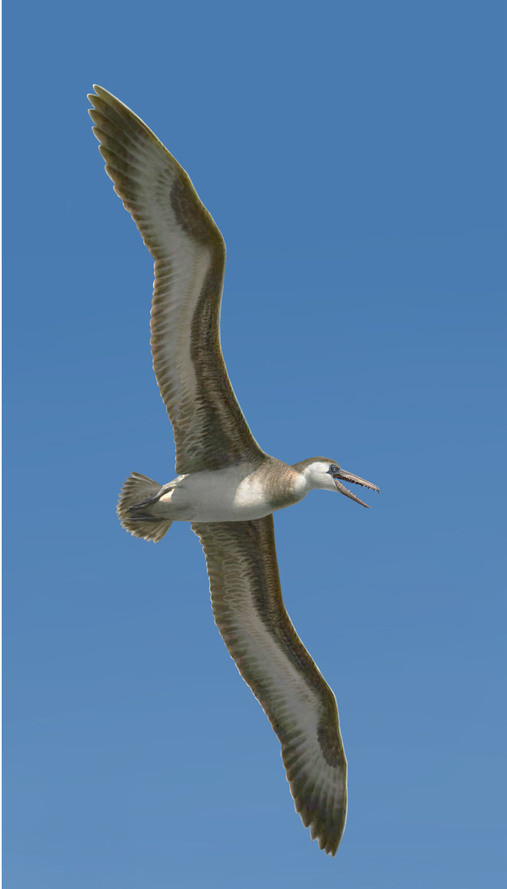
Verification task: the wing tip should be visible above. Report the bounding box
[288,769,347,856]
[88,83,109,101]
[87,84,133,120]
[306,810,346,857]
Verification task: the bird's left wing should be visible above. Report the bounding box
[192,515,347,855]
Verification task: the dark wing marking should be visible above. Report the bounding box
[89,86,264,473]
[192,515,347,855]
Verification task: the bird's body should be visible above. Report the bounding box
[89,85,379,856]
[131,457,306,523]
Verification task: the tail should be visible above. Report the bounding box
[117,472,172,543]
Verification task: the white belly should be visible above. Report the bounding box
[158,464,275,522]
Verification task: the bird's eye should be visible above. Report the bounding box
[329,463,339,474]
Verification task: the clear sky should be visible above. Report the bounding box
[4,2,506,887]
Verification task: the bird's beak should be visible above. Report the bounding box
[332,468,380,508]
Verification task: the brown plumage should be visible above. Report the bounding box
[87,85,376,856]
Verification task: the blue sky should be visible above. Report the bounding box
[4,2,506,886]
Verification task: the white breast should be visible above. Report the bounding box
[167,464,274,522]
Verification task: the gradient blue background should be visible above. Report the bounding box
[4,2,507,886]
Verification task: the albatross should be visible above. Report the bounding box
[89,85,379,856]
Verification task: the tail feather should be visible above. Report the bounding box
[117,472,172,543]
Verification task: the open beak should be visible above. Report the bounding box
[332,468,380,508]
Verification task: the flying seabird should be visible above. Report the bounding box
[89,85,380,856]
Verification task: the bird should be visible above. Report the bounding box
[88,85,379,856]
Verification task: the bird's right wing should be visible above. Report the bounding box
[89,86,264,474]
[192,515,347,855]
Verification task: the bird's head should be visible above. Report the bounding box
[297,458,380,508]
